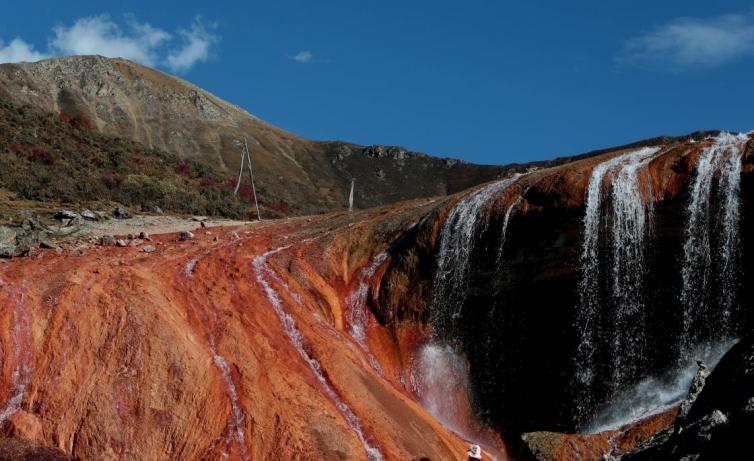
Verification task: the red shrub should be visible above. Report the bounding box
[27,147,56,165]
[267,201,289,214]
[101,171,124,189]
[57,112,71,123]
[176,163,190,176]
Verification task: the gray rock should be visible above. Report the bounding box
[139,231,150,241]
[145,204,163,214]
[100,235,116,246]
[113,206,132,219]
[690,410,728,441]
[679,361,710,420]
[0,226,17,245]
[80,209,98,221]
[744,397,754,414]
[179,231,194,241]
[142,245,156,253]
[115,239,127,247]
[54,210,81,220]
[39,239,60,250]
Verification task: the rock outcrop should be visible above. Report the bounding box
[621,335,754,460]
[0,132,751,459]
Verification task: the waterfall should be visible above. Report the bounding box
[608,149,659,388]
[346,252,389,376]
[254,246,384,461]
[412,343,471,429]
[574,146,659,419]
[495,188,527,266]
[680,132,748,353]
[431,176,519,339]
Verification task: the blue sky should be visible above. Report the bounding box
[1,1,753,165]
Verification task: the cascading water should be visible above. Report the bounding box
[574,146,660,420]
[346,252,389,376]
[680,132,748,353]
[495,188,527,266]
[414,176,520,455]
[585,339,735,434]
[254,246,384,461]
[431,176,519,339]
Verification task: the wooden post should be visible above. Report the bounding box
[348,178,355,212]
[244,138,262,221]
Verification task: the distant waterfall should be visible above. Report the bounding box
[574,147,660,418]
[431,176,519,339]
[680,132,748,353]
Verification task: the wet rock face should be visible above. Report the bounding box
[377,137,754,433]
[621,335,754,461]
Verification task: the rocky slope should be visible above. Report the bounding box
[0,132,750,460]
[0,56,508,215]
[621,334,754,461]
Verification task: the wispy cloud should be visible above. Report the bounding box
[290,50,313,63]
[0,38,49,63]
[0,14,219,73]
[616,11,754,69]
[166,17,219,72]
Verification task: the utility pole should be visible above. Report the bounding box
[348,178,355,212]
[233,137,262,221]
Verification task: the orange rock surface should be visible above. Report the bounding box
[0,134,750,460]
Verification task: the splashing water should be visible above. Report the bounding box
[680,132,748,353]
[586,339,736,434]
[432,176,519,339]
[254,247,384,461]
[412,342,471,429]
[574,147,660,416]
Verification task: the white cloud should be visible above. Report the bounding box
[0,38,49,63]
[617,11,754,69]
[291,50,313,63]
[49,15,170,67]
[0,14,218,73]
[166,18,219,72]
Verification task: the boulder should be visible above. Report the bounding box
[113,206,132,219]
[143,245,156,253]
[100,235,116,246]
[80,209,98,221]
[179,231,194,241]
[622,336,754,461]
[115,239,127,247]
[54,210,81,221]
[139,231,150,241]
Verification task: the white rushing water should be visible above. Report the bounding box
[431,176,519,337]
[346,252,389,376]
[412,342,470,429]
[575,147,659,396]
[586,339,736,434]
[495,189,526,266]
[254,247,384,461]
[680,132,748,353]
